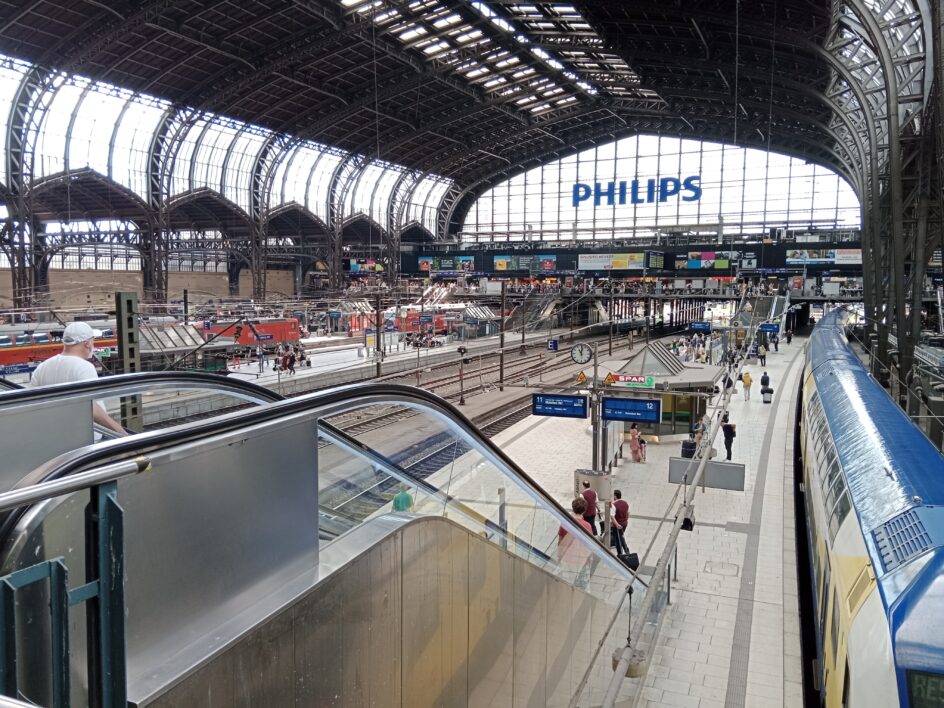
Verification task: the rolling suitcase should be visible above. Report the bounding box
[617,552,640,571]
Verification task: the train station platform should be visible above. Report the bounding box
[490,336,807,707]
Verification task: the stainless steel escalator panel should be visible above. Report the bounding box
[0,372,282,493]
[145,515,632,707]
[3,413,320,706]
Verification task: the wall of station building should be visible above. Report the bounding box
[0,270,296,310]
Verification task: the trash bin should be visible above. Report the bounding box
[681,438,697,459]
[762,386,774,404]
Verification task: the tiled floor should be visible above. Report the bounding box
[490,337,807,708]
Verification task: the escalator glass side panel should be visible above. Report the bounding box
[315,398,639,611]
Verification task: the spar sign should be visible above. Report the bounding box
[607,374,656,389]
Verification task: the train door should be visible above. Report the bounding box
[824,582,849,708]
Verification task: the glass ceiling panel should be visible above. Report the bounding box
[68,85,130,177]
[171,118,209,197]
[308,150,346,222]
[405,176,438,227]
[224,129,270,213]
[422,179,451,235]
[191,120,238,196]
[35,78,88,178]
[346,162,386,223]
[339,0,618,119]
[111,95,169,199]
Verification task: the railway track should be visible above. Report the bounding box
[320,402,533,523]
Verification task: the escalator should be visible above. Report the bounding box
[0,383,646,707]
[0,371,284,493]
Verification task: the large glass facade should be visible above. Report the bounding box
[462,135,861,242]
[0,50,452,256]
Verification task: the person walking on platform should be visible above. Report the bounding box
[628,423,644,463]
[721,414,737,461]
[256,344,265,374]
[610,490,630,555]
[392,486,413,512]
[761,371,771,389]
[758,344,767,366]
[580,480,599,536]
[742,370,753,401]
[29,322,128,437]
[771,334,780,352]
[786,329,793,345]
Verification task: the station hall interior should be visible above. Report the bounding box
[0,1,943,707]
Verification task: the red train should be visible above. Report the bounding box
[202,318,301,346]
[0,334,119,368]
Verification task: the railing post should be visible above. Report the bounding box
[49,561,70,707]
[85,480,127,708]
[0,581,14,696]
[498,487,507,551]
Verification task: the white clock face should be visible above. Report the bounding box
[571,343,593,365]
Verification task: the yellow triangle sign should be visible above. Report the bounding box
[575,371,587,384]
[603,372,616,386]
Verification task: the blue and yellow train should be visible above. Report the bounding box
[800,309,944,707]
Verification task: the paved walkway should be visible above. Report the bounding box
[489,337,806,708]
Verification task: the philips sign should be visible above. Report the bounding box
[572,176,702,208]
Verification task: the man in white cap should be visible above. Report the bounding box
[29,322,127,436]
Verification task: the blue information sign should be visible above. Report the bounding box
[691,322,711,332]
[256,334,273,341]
[601,397,662,424]
[547,339,559,352]
[203,320,212,331]
[328,311,342,319]
[532,394,589,419]
[420,314,434,323]
[759,323,780,333]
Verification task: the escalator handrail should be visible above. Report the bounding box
[0,370,284,408]
[0,382,637,585]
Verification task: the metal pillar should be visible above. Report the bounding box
[499,281,506,391]
[115,292,143,433]
[375,292,383,378]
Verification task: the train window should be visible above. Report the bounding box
[0,335,11,347]
[825,471,845,512]
[14,334,29,345]
[833,493,852,528]
[822,458,841,493]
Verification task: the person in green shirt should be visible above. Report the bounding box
[393,487,413,512]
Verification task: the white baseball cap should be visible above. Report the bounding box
[62,322,102,345]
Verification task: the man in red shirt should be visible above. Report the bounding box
[581,480,599,536]
[611,489,630,555]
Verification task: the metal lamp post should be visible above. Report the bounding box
[458,346,467,405]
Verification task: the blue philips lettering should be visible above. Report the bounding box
[659,177,680,202]
[682,175,702,201]
[594,181,616,206]
[572,183,591,207]
[571,175,702,207]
